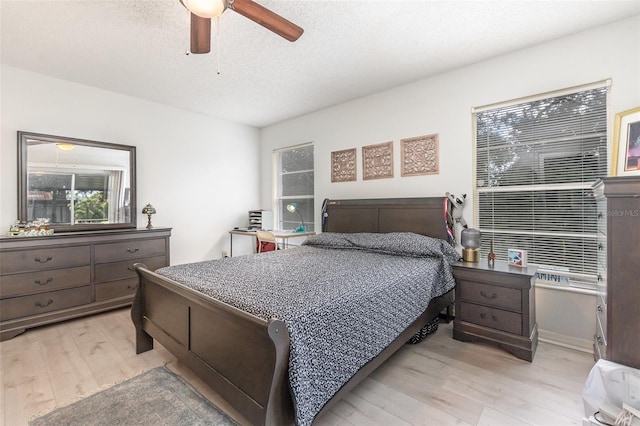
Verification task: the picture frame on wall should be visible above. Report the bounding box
[362,141,393,180]
[611,106,640,176]
[400,134,439,177]
[331,148,357,182]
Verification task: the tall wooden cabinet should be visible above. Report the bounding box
[592,177,640,369]
[0,227,171,341]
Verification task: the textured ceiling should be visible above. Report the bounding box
[2,1,639,128]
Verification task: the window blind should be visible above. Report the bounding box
[473,85,608,289]
[274,143,315,231]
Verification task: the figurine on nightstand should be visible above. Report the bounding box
[488,239,496,267]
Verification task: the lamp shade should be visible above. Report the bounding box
[141,203,156,215]
[286,203,298,213]
[461,228,481,249]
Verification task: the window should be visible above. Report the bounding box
[27,170,124,225]
[274,144,314,231]
[473,82,609,289]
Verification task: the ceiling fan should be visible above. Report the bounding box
[180,0,304,54]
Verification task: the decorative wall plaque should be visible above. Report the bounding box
[401,134,439,176]
[331,148,357,182]
[362,141,394,180]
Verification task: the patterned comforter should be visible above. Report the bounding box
[156,232,460,426]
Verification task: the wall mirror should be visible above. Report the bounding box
[18,131,136,232]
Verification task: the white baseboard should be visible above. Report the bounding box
[538,328,594,354]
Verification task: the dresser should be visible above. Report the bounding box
[0,227,171,341]
[592,176,640,369]
[452,260,538,361]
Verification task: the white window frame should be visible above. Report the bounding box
[272,142,314,231]
[472,80,610,292]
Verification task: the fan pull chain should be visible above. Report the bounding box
[185,6,190,55]
[216,16,221,75]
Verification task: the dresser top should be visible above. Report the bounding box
[453,260,538,277]
[0,227,171,248]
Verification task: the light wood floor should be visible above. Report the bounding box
[0,308,594,426]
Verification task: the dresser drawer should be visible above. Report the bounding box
[459,302,522,335]
[597,234,607,269]
[596,199,607,229]
[94,255,167,283]
[0,266,90,298]
[0,246,90,274]
[458,282,522,312]
[0,286,92,321]
[94,238,166,263]
[95,278,138,302]
[595,316,607,360]
[596,295,607,342]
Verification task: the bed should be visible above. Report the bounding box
[131,197,459,426]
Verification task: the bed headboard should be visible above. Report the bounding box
[321,197,450,242]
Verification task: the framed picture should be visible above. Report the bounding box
[507,248,527,267]
[611,106,640,176]
[331,148,357,182]
[362,141,393,180]
[400,134,439,177]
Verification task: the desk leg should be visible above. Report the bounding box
[230,233,233,257]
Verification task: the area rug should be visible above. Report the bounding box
[29,366,237,426]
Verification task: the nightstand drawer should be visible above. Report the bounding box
[459,282,522,311]
[459,302,522,335]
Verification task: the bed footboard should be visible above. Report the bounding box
[131,264,293,426]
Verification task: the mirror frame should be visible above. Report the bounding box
[17,131,137,232]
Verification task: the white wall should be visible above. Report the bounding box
[259,16,640,348]
[1,65,260,264]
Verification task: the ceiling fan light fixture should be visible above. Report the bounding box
[183,0,226,18]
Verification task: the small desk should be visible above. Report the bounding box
[228,230,316,256]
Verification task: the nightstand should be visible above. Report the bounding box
[452,260,538,361]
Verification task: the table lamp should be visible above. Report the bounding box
[142,203,156,229]
[286,203,306,233]
[461,228,481,262]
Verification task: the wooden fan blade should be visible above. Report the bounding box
[230,0,303,42]
[190,13,211,54]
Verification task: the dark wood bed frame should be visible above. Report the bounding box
[132,197,454,425]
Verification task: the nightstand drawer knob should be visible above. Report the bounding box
[480,312,499,322]
[480,290,497,300]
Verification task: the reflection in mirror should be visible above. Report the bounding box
[18,132,136,232]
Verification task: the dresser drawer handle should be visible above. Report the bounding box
[34,278,53,285]
[126,248,139,253]
[479,290,497,300]
[35,299,54,308]
[34,256,53,263]
[479,312,499,322]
